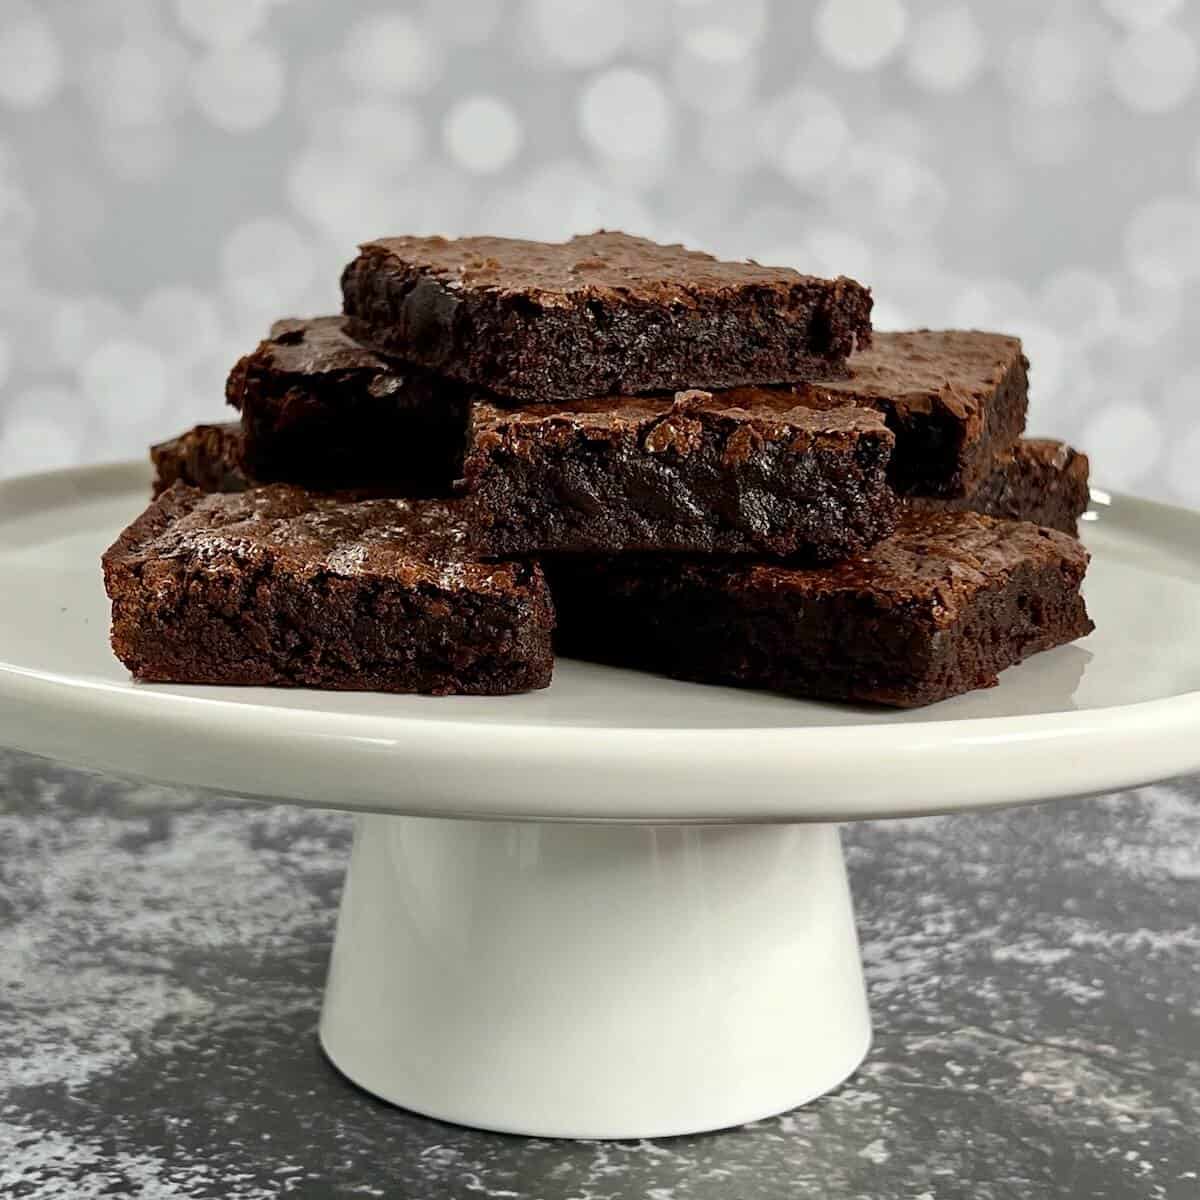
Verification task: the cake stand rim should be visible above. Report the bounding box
[0,462,1198,823]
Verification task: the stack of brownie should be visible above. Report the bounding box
[105,232,1093,706]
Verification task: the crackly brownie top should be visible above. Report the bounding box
[813,330,1024,419]
[474,387,891,441]
[354,231,865,306]
[111,484,520,592]
[724,511,1088,617]
[251,315,393,377]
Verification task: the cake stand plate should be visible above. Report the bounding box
[1,463,1198,1139]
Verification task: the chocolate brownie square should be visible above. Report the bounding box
[910,439,1090,536]
[151,423,249,497]
[225,316,470,495]
[460,389,898,559]
[103,484,554,695]
[341,231,873,402]
[804,330,1030,497]
[548,511,1092,708]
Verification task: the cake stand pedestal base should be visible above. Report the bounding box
[319,815,871,1139]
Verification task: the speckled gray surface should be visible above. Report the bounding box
[1,749,1198,1200]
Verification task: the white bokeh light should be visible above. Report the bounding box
[1044,359,1107,426]
[761,89,848,187]
[1125,196,1200,286]
[950,279,1032,330]
[50,297,129,370]
[139,286,225,367]
[98,125,177,183]
[1161,366,1200,425]
[420,0,503,46]
[699,111,765,174]
[173,0,271,49]
[0,407,85,477]
[1166,421,1200,506]
[872,245,959,326]
[1101,0,1184,31]
[83,37,186,128]
[191,42,286,133]
[672,29,759,115]
[334,102,425,171]
[527,0,628,69]
[1015,323,1066,426]
[579,69,674,163]
[6,381,78,423]
[1008,105,1092,167]
[288,152,473,247]
[444,96,523,175]
[905,4,984,94]
[1116,279,1183,348]
[814,0,907,72]
[80,341,169,427]
[622,1,671,54]
[293,54,349,127]
[762,229,873,286]
[672,0,767,54]
[0,179,35,251]
[1109,26,1197,113]
[830,144,948,240]
[1003,26,1106,109]
[875,155,948,239]
[1038,268,1120,345]
[343,12,443,96]
[221,217,316,323]
[286,149,381,244]
[380,162,473,239]
[0,9,64,110]
[485,159,652,241]
[1083,402,1164,489]
[178,350,238,422]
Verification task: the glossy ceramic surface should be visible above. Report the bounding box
[0,463,1198,822]
[319,816,870,1139]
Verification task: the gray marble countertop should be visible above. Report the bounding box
[1,749,1198,1199]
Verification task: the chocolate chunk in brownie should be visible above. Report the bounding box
[225,316,470,495]
[909,439,1090,536]
[341,231,873,402]
[794,330,1029,498]
[548,511,1092,708]
[151,423,249,497]
[103,484,554,695]
[460,388,898,559]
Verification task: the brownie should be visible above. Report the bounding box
[225,316,470,495]
[151,423,249,497]
[460,388,898,559]
[910,439,1090,536]
[103,484,554,695]
[548,512,1092,708]
[795,330,1029,497]
[341,231,873,402]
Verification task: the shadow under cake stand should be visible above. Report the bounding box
[2,463,1199,1139]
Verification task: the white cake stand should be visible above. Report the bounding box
[2,463,1199,1140]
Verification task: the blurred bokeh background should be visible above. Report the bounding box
[0,0,1197,500]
